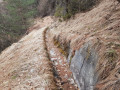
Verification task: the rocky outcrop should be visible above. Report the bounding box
[49,0,120,89]
[0,0,120,90]
[67,42,98,90]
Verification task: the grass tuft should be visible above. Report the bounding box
[105,49,118,63]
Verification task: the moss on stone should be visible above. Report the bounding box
[86,46,91,60]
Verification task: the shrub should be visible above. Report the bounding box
[62,13,72,20]
[54,6,64,17]
[55,0,98,20]
[0,0,38,53]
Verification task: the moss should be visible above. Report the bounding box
[53,39,68,57]
[86,46,91,60]
[69,55,73,67]
[53,40,60,46]
[59,48,67,56]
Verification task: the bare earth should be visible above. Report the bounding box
[46,30,78,90]
[0,0,120,90]
[0,27,56,90]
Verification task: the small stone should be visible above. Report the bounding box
[68,78,74,84]
[54,62,58,65]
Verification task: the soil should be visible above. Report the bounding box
[46,30,78,90]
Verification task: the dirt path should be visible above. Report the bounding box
[0,16,78,89]
[28,16,54,33]
[0,27,56,90]
[45,30,78,90]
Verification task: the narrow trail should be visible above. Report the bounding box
[0,27,57,90]
[45,29,78,90]
[0,14,78,89]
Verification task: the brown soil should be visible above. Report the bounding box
[0,27,57,90]
[0,0,120,90]
[46,30,78,90]
[48,0,120,89]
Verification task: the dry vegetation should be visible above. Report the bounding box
[0,0,120,89]
[49,0,120,89]
[0,27,57,89]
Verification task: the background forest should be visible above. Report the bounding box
[0,0,98,53]
[0,0,38,52]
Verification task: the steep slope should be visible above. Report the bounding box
[0,0,120,90]
[0,27,56,89]
[48,0,120,89]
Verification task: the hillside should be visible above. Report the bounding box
[49,0,120,89]
[0,0,120,90]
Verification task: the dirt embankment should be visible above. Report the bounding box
[48,0,120,89]
[0,0,120,90]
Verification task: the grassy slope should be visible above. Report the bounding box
[49,0,120,89]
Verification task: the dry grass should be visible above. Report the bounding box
[0,27,57,89]
[105,49,118,63]
[49,0,120,89]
